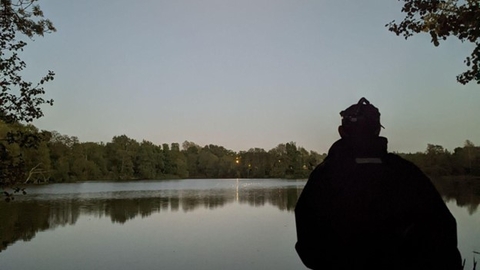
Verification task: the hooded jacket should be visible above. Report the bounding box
[295,137,462,270]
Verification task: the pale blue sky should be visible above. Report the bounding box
[24,0,479,153]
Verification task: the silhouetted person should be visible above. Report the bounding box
[295,98,462,270]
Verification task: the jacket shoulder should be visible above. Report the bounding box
[307,160,330,181]
[384,153,427,176]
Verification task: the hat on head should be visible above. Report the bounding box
[340,97,383,137]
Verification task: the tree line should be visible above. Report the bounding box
[1,121,479,184]
[398,140,480,177]
[0,121,326,183]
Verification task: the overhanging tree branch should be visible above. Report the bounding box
[387,0,480,85]
[1,0,55,196]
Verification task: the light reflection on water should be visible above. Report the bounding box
[0,178,479,270]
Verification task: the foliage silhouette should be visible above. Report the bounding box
[388,0,480,84]
[1,0,55,196]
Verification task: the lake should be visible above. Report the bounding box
[0,178,479,270]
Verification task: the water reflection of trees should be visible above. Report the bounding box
[2,178,479,254]
[0,186,302,253]
[0,200,81,253]
[431,178,480,215]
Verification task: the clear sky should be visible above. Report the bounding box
[23,0,479,154]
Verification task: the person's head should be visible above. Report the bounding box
[338,97,382,139]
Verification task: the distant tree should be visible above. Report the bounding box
[269,144,288,178]
[47,131,75,182]
[238,148,269,178]
[285,142,301,178]
[217,155,236,178]
[387,0,480,84]
[454,140,480,176]
[464,140,475,172]
[182,140,200,151]
[161,143,174,175]
[424,144,452,176]
[169,142,188,178]
[68,142,105,181]
[170,142,180,152]
[134,140,158,179]
[197,148,219,178]
[106,135,138,180]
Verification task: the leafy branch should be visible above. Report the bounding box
[387,0,480,84]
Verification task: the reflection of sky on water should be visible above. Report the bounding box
[1,178,479,269]
[13,179,304,213]
[23,179,304,195]
[0,179,304,270]
[0,180,303,254]
[446,201,480,268]
[432,178,480,216]
[1,203,302,270]
[431,178,480,268]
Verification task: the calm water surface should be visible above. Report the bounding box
[0,178,479,270]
